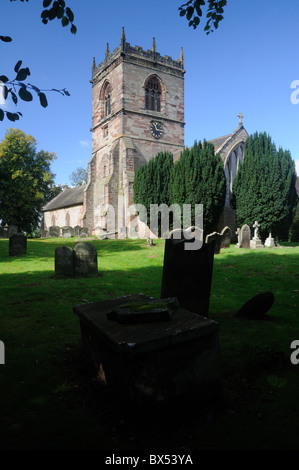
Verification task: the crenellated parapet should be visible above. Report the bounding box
[92,27,185,82]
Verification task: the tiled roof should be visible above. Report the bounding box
[42,185,86,211]
[208,133,232,152]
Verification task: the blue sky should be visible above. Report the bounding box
[1,0,299,185]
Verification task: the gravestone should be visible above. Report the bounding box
[55,246,74,278]
[220,226,231,249]
[235,228,240,247]
[239,224,250,249]
[161,232,215,317]
[74,225,81,237]
[265,232,275,247]
[9,233,27,256]
[235,291,274,320]
[49,225,61,238]
[79,227,89,238]
[40,229,48,238]
[62,226,74,238]
[205,232,222,254]
[73,293,222,405]
[73,242,98,277]
[250,221,263,249]
[8,225,18,237]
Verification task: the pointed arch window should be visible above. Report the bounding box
[145,76,161,112]
[104,85,111,117]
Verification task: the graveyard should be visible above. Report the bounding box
[0,236,298,451]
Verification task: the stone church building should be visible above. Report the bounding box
[42,28,248,238]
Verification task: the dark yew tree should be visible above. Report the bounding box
[133,152,174,236]
[232,132,298,240]
[170,140,226,236]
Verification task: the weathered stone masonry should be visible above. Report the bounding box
[84,28,185,235]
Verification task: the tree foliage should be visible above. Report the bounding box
[179,0,227,33]
[1,0,76,122]
[170,140,226,235]
[133,152,174,235]
[232,132,298,240]
[69,167,88,186]
[0,128,57,233]
[289,201,299,242]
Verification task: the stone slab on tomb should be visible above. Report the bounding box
[73,293,222,405]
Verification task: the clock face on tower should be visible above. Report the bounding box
[150,121,164,139]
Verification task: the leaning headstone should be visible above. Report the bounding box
[235,291,274,320]
[9,233,27,256]
[205,232,222,254]
[73,242,98,277]
[62,226,74,238]
[220,226,231,249]
[239,224,251,249]
[49,225,61,238]
[55,246,74,278]
[161,232,215,317]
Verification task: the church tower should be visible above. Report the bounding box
[84,28,185,235]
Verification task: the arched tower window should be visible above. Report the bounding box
[145,75,161,112]
[99,81,112,119]
[104,85,111,117]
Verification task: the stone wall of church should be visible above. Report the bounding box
[43,205,84,230]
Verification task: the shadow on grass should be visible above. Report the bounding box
[0,237,152,264]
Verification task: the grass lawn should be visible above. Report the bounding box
[0,237,298,451]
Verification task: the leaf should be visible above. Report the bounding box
[56,5,64,18]
[0,36,12,42]
[19,87,33,102]
[15,68,30,81]
[14,60,22,73]
[65,7,74,22]
[39,92,48,108]
[0,109,4,121]
[43,0,52,6]
[70,24,77,34]
[41,10,49,19]
[11,91,18,105]
[6,112,19,122]
[0,75,9,83]
[3,86,8,100]
[61,16,69,27]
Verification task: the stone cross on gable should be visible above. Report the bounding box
[237,112,244,126]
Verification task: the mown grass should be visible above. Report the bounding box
[0,237,298,451]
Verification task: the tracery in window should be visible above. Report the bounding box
[145,75,161,112]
